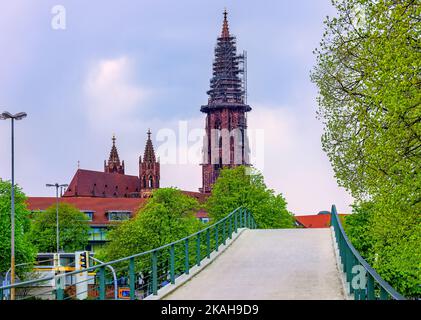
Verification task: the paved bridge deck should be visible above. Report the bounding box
[165,229,345,300]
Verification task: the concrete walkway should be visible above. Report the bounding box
[164,229,345,300]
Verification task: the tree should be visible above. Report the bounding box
[311,0,420,297]
[206,166,295,229]
[0,179,36,275]
[343,202,375,263]
[29,203,90,252]
[97,188,203,262]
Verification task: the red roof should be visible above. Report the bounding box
[295,214,348,228]
[63,169,140,198]
[196,209,209,219]
[27,197,146,225]
[27,194,209,226]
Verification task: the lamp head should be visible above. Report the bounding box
[0,111,27,120]
[14,112,27,120]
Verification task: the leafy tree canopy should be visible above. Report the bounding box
[312,0,420,298]
[97,188,203,262]
[206,166,295,229]
[29,202,90,253]
[0,179,36,275]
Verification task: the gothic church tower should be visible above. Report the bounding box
[200,10,251,193]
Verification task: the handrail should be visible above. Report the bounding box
[1,206,257,299]
[330,205,406,300]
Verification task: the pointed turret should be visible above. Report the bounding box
[104,135,125,174]
[143,129,156,163]
[139,130,160,196]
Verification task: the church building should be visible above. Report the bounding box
[63,131,160,199]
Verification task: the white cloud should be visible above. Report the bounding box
[248,105,353,214]
[84,56,150,132]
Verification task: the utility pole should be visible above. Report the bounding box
[46,183,68,260]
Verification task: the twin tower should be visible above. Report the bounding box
[104,130,160,193]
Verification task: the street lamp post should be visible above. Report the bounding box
[0,111,27,300]
[46,183,68,261]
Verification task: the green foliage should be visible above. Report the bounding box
[29,203,90,252]
[206,166,295,229]
[311,0,420,298]
[0,179,36,275]
[97,188,203,263]
[343,202,375,263]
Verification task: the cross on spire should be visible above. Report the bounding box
[147,128,152,140]
[221,8,230,38]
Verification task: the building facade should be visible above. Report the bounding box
[200,10,251,193]
[64,131,160,199]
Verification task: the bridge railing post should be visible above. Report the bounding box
[223,220,226,245]
[99,266,106,300]
[234,209,238,232]
[184,238,189,275]
[244,208,247,228]
[170,244,175,284]
[152,251,158,295]
[129,257,135,300]
[228,215,232,239]
[215,224,219,252]
[367,274,375,300]
[206,228,211,259]
[196,234,201,266]
[55,273,64,301]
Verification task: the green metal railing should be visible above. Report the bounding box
[0,207,257,300]
[330,205,406,300]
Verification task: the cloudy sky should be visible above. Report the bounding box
[0,0,353,214]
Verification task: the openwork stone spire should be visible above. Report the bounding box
[104,134,125,174]
[221,9,230,38]
[201,10,250,108]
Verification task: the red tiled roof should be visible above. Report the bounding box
[27,197,146,225]
[27,194,208,225]
[196,209,209,219]
[295,214,349,228]
[63,169,140,198]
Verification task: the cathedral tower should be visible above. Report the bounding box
[104,135,125,174]
[200,10,251,193]
[139,129,160,197]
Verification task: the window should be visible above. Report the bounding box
[199,217,210,223]
[88,227,108,241]
[81,211,94,221]
[107,211,132,221]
